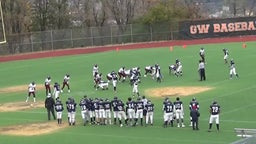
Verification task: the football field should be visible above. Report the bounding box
[0,41,255,144]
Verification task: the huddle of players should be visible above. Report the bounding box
[93,64,141,91]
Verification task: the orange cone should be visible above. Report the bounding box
[169,46,173,51]
[182,45,187,48]
[242,43,246,48]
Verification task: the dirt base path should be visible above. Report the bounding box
[0,101,44,112]
[0,122,67,136]
[145,86,213,98]
[0,84,45,94]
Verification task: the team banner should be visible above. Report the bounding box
[179,17,256,39]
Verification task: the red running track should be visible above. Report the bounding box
[0,36,255,62]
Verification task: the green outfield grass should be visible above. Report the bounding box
[0,41,255,144]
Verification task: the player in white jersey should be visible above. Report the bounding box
[26,81,36,103]
[175,59,183,76]
[61,74,70,93]
[132,79,140,97]
[230,59,239,79]
[44,76,51,96]
[93,64,99,76]
[223,48,229,64]
[199,47,205,62]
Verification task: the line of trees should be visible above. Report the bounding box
[2,0,256,35]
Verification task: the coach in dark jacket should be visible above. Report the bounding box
[45,94,56,120]
[190,109,200,130]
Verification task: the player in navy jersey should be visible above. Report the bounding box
[117,100,128,127]
[174,97,185,127]
[104,98,112,125]
[53,82,61,100]
[208,101,221,132]
[163,99,174,128]
[133,97,144,126]
[126,97,136,126]
[66,98,77,126]
[98,99,105,125]
[79,97,89,126]
[93,98,100,125]
[189,97,199,126]
[155,64,162,83]
[55,98,64,125]
[111,71,118,92]
[88,98,96,124]
[223,48,229,64]
[111,96,119,125]
[145,100,154,126]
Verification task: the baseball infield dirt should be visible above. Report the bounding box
[0,84,45,93]
[0,122,67,136]
[0,101,45,112]
[144,86,213,98]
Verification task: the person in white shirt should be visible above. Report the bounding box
[26,81,36,103]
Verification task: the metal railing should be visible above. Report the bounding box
[0,22,180,56]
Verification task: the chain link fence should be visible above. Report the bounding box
[0,22,181,56]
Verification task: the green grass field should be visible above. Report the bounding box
[0,41,255,144]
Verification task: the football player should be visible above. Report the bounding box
[208,101,220,132]
[117,99,128,127]
[44,76,51,96]
[223,48,229,64]
[111,96,119,125]
[66,97,77,126]
[98,99,106,125]
[26,81,36,103]
[175,59,183,76]
[189,97,199,126]
[52,82,61,100]
[230,59,239,79]
[145,100,154,126]
[55,98,64,125]
[61,74,70,93]
[104,98,112,125]
[173,97,185,127]
[163,98,174,128]
[133,97,144,126]
[79,97,89,126]
[126,97,136,126]
[132,79,140,97]
[199,47,205,62]
[93,64,99,76]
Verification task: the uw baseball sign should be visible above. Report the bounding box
[179,17,256,39]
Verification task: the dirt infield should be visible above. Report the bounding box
[0,122,67,136]
[0,84,45,94]
[145,86,213,98]
[0,101,44,112]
